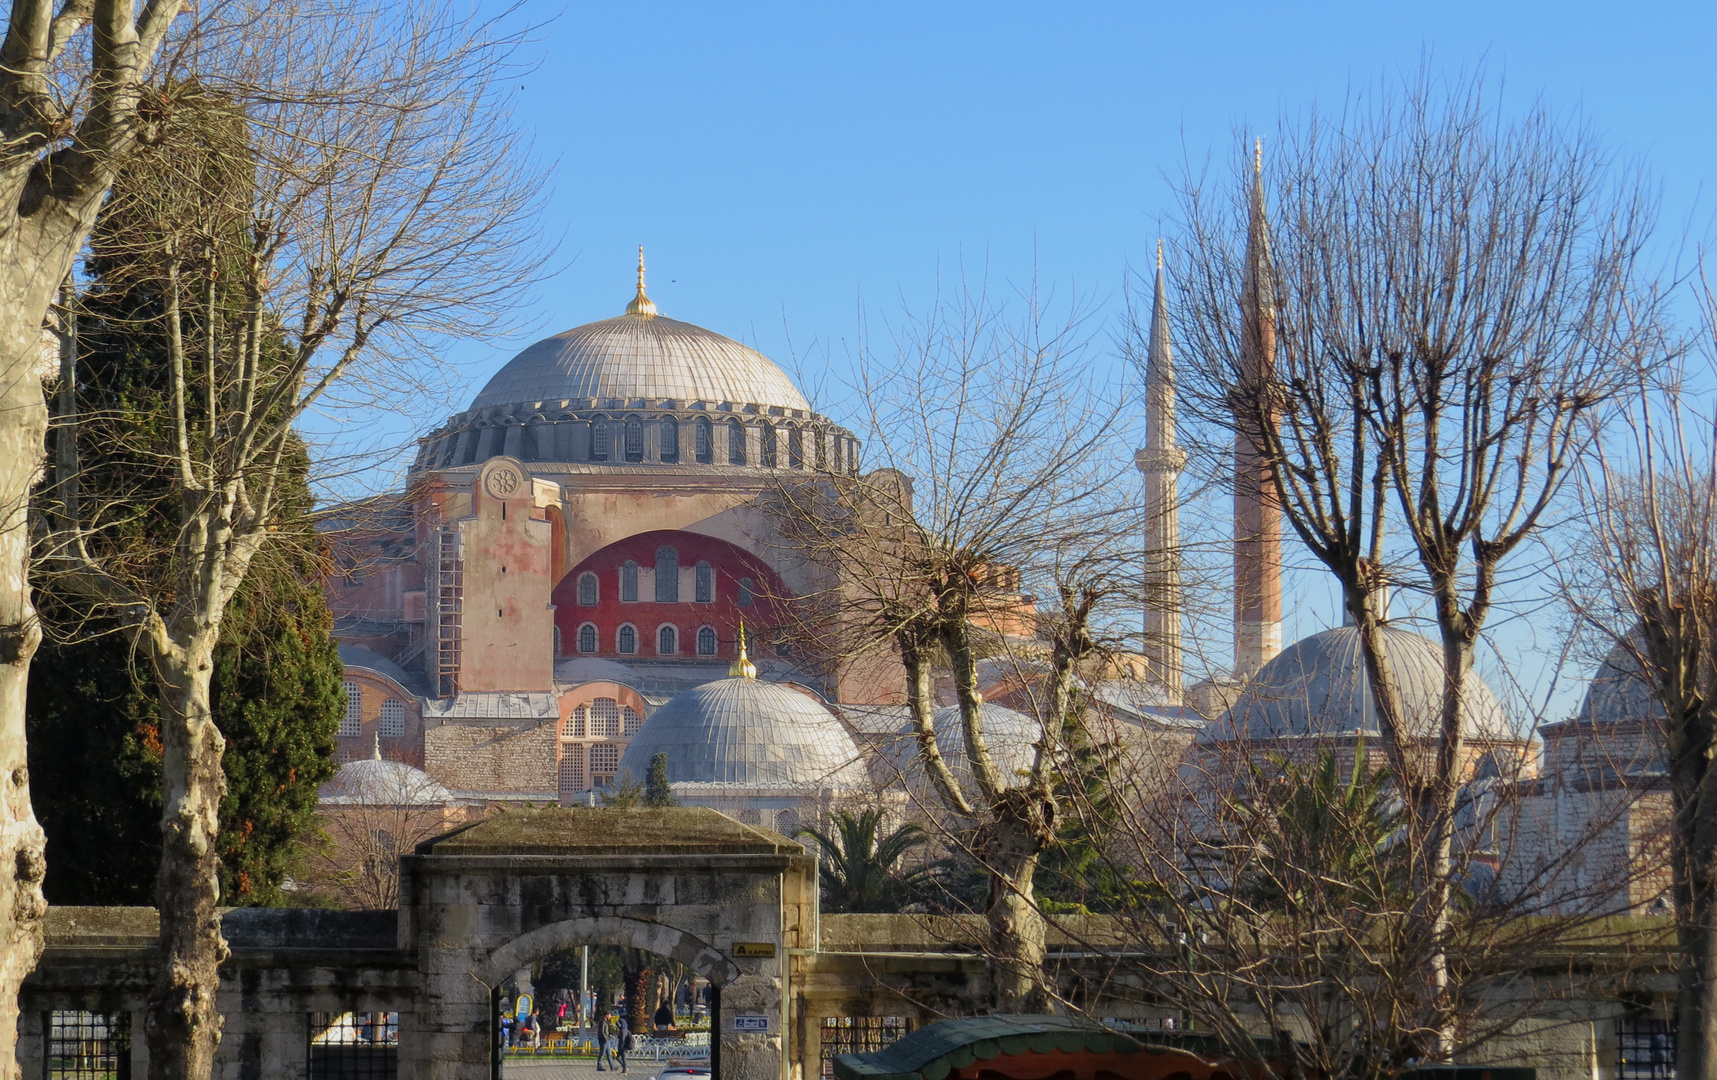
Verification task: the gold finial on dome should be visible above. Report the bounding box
[626,245,657,317]
[729,621,757,680]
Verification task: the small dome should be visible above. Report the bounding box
[470,313,811,414]
[890,702,1042,797]
[1201,624,1510,744]
[320,759,454,806]
[617,678,867,789]
[1578,640,1666,726]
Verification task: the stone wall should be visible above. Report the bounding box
[423,719,559,795]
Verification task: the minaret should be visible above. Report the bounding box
[1234,140,1283,678]
[1134,241,1186,702]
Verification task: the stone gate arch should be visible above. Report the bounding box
[397,806,817,1080]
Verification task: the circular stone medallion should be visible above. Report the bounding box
[484,465,522,499]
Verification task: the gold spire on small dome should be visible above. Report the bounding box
[729,621,757,680]
[626,245,657,317]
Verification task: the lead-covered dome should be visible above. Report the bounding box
[1578,639,1667,726]
[320,758,455,806]
[617,677,868,790]
[885,702,1042,800]
[1200,624,1510,743]
[470,312,811,414]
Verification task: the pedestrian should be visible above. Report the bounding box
[499,1013,513,1052]
[616,1012,632,1075]
[596,1009,615,1071]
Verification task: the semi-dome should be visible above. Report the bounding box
[320,757,455,806]
[470,312,810,414]
[889,702,1042,797]
[1201,624,1510,744]
[1578,639,1667,726]
[617,677,868,790]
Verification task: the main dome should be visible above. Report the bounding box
[469,312,811,414]
[1201,624,1511,743]
[616,677,868,790]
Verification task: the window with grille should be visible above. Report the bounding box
[341,682,362,736]
[590,743,620,783]
[621,705,642,736]
[566,706,587,738]
[660,418,679,462]
[760,423,777,467]
[815,430,827,470]
[624,418,644,462]
[1618,1019,1676,1080]
[621,562,638,602]
[788,425,803,468]
[578,623,598,654]
[592,699,620,737]
[48,1010,131,1080]
[728,419,746,465]
[696,419,713,463]
[738,578,755,607]
[577,573,598,606]
[656,547,679,602]
[590,419,609,461]
[378,700,405,738]
[559,744,586,801]
[309,1011,399,1080]
[821,1017,911,1078]
[618,625,637,654]
[658,626,677,655]
[697,626,717,655]
[695,562,713,603]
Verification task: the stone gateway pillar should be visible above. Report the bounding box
[397,806,817,1080]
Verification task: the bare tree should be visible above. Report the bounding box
[767,279,1139,1009]
[34,5,544,1076]
[1571,303,1717,1079]
[1168,69,1661,1053]
[305,754,468,910]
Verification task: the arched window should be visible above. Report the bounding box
[760,423,777,468]
[658,625,677,655]
[694,562,713,603]
[341,682,362,737]
[378,699,406,738]
[589,417,609,461]
[655,546,679,602]
[814,429,827,471]
[697,625,717,655]
[738,577,755,607]
[624,417,644,462]
[620,705,642,736]
[728,418,747,465]
[621,561,638,602]
[660,417,679,462]
[695,418,713,464]
[617,624,637,654]
[787,425,803,468]
[577,622,598,653]
[593,698,620,736]
[553,626,563,656]
[577,572,599,606]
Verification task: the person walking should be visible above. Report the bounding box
[596,1010,615,1071]
[615,1012,632,1075]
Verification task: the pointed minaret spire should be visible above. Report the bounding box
[626,246,658,316]
[1134,241,1186,702]
[1233,138,1283,678]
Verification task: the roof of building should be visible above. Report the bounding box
[1200,624,1511,744]
[320,757,456,806]
[871,702,1042,797]
[421,692,559,722]
[418,805,802,856]
[616,677,869,790]
[468,310,810,414]
[338,644,429,698]
[1575,639,1668,728]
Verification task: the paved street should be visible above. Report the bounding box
[504,1060,674,1080]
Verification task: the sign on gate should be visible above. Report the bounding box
[732,1014,769,1033]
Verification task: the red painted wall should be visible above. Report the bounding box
[550,529,791,659]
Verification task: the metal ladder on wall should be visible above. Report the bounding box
[429,521,463,698]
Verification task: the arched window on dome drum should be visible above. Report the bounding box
[787,425,803,468]
[660,417,679,463]
[658,625,677,655]
[621,562,639,602]
[589,417,609,461]
[815,430,826,471]
[728,418,746,465]
[577,572,599,606]
[738,577,755,607]
[695,418,713,464]
[760,423,777,468]
[655,547,679,602]
[577,622,598,654]
[694,562,713,603]
[617,624,637,654]
[624,417,644,462]
[697,625,717,655]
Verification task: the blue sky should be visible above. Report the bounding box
[332,0,1717,717]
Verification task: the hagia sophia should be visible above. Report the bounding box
[320,216,1670,915]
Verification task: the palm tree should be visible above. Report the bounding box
[797,809,929,913]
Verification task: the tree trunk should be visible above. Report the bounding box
[986,839,1046,1013]
[622,951,650,1034]
[0,314,49,1080]
[145,639,229,1080]
[1669,689,1717,1080]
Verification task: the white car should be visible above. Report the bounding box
[655,1067,712,1080]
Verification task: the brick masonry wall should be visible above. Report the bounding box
[425,720,559,794]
